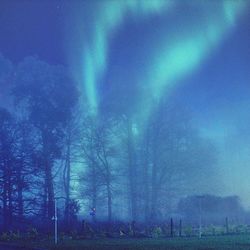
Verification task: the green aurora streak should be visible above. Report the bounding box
[70,0,247,121]
[80,0,173,111]
[136,0,247,125]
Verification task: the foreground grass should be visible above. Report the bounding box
[4,235,250,250]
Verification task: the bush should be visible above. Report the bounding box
[27,227,38,240]
[184,226,193,237]
[152,226,162,238]
[0,232,10,241]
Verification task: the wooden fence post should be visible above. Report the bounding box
[225,217,229,234]
[170,218,174,237]
[179,219,182,237]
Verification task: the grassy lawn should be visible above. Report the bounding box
[4,235,250,250]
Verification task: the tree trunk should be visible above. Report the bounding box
[42,130,55,226]
[150,124,159,221]
[91,163,97,223]
[6,162,13,229]
[64,139,71,228]
[143,129,150,222]
[17,172,24,220]
[107,182,112,222]
[3,164,8,230]
[150,163,158,220]
[126,117,137,220]
[45,160,54,220]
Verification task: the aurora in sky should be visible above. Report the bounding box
[1,0,250,209]
[64,0,250,206]
[68,0,247,121]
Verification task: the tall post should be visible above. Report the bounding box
[179,219,182,237]
[170,218,174,237]
[199,197,202,239]
[225,217,229,234]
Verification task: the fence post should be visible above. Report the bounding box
[199,197,202,238]
[170,218,174,237]
[225,217,229,234]
[179,219,182,237]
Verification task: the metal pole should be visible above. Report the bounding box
[55,199,58,244]
[199,197,202,238]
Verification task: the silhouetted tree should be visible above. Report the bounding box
[0,108,16,229]
[80,114,119,222]
[12,56,78,227]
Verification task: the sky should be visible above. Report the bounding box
[1,0,250,207]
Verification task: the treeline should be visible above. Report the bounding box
[177,195,247,225]
[0,54,217,231]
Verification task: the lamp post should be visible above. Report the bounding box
[52,196,67,245]
[52,199,58,245]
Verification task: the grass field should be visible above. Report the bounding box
[5,235,250,250]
